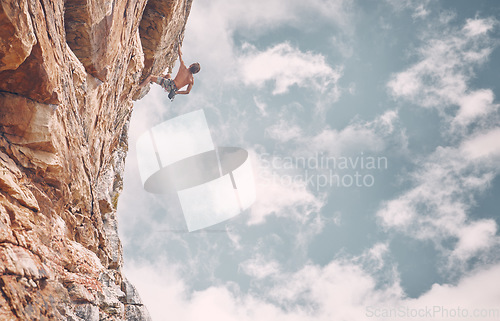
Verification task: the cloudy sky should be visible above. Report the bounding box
[118,0,500,320]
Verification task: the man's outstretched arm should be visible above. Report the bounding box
[177,46,185,66]
[176,83,192,95]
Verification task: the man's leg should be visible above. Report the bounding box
[139,75,159,88]
[139,75,151,87]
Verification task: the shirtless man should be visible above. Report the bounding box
[140,46,200,100]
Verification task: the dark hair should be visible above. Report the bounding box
[189,63,200,74]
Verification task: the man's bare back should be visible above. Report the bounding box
[173,60,194,91]
[139,45,200,99]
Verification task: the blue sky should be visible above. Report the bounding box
[118,0,500,320]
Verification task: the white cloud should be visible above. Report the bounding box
[452,220,497,261]
[331,35,354,58]
[181,0,352,115]
[248,149,326,225]
[388,17,498,128]
[463,17,497,37]
[308,110,406,156]
[260,109,405,159]
[359,243,391,271]
[248,110,406,225]
[461,127,500,160]
[239,255,281,279]
[377,128,500,263]
[381,17,500,266]
[385,0,431,19]
[226,227,243,250]
[125,256,500,321]
[454,89,498,126]
[192,0,352,34]
[412,4,429,19]
[310,125,384,155]
[239,43,342,95]
[240,109,406,234]
[377,197,415,228]
[266,119,304,142]
[253,96,268,116]
[405,264,500,320]
[125,256,400,321]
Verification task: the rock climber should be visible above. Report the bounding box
[140,45,200,101]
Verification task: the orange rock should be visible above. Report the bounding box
[0,0,36,71]
[0,0,192,319]
[139,0,193,78]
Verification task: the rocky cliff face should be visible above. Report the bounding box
[0,0,192,319]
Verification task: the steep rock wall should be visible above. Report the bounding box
[0,0,192,319]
